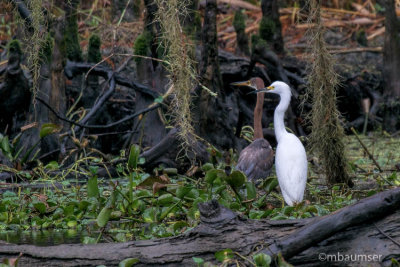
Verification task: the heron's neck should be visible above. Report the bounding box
[253,92,265,140]
[274,93,290,142]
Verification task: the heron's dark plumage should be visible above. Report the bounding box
[236,138,274,182]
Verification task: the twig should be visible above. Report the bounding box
[329,47,382,54]
[374,223,400,248]
[35,96,160,129]
[350,127,383,172]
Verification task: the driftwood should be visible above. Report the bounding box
[0,188,399,266]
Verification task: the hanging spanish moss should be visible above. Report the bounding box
[154,0,197,158]
[25,0,47,110]
[305,0,353,187]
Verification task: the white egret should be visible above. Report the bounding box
[257,81,307,206]
[231,78,274,183]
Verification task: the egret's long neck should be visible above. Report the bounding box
[274,93,290,142]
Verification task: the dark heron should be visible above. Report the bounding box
[231,77,274,183]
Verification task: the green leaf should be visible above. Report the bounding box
[39,123,62,138]
[82,236,97,244]
[87,176,99,198]
[282,206,294,216]
[271,215,288,220]
[143,207,157,223]
[115,232,127,242]
[97,206,112,227]
[176,186,192,199]
[215,248,234,262]
[0,136,11,154]
[253,253,271,267]
[225,170,246,188]
[205,169,226,185]
[119,258,140,267]
[154,96,163,103]
[173,221,189,233]
[78,200,91,211]
[192,257,205,265]
[277,252,293,267]
[89,166,99,175]
[246,181,257,199]
[33,202,46,214]
[229,202,241,211]
[201,163,214,172]
[157,194,174,205]
[67,220,77,228]
[262,178,279,193]
[44,161,59,170]
[128,144,140,170]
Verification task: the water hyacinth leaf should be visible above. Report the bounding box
[225,170,246,188]
[39,123,62,138]
[115,232,127,242]
[97,206,112,227]
[262,177,279,193]
[282,206,294,216]
[176,186,192,199]
[173,221,189,233]
[87,176,99,198]
[119,258,139,267]
[78,200,91,211]
[0,136,11,154]
[33,202,46,214]
[215,248,234,262]
[277,252,293,267]
[157,193,174,205]
[246,181,257,199]
[229,202,241,211]
[201,163,214,172]
[192,257,204,265]
[89,165,99,175]
[205,169,226,184]
[67,220,77,228]
[128,144,140,170]
[44,161,59,170]
[253,253,271,267]
[143,207,157,223]
[82,236,97,244]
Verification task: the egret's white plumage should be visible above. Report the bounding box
[261,81,307,206]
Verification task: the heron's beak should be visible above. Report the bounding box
[230,80,251,87]
[266,85,275,91]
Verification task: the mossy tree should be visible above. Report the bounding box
[63,0,82,62]
[86,34,102,87]
[378,0,400,132]
[233,9,250,56]
[306,0,353,187]
[0,40,31,135]
[260,0,284,54]
[195,0,237,149]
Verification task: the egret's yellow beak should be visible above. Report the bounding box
[267,85,275,90]
[230,80,251,87]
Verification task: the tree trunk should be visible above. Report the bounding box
[0,188,399,266]
[195,0,237,150]
[260,0,284,54]
[381,0,400,132]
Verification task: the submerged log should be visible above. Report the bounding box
[0,188,399,266]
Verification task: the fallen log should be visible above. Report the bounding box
[0,188,399,266]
